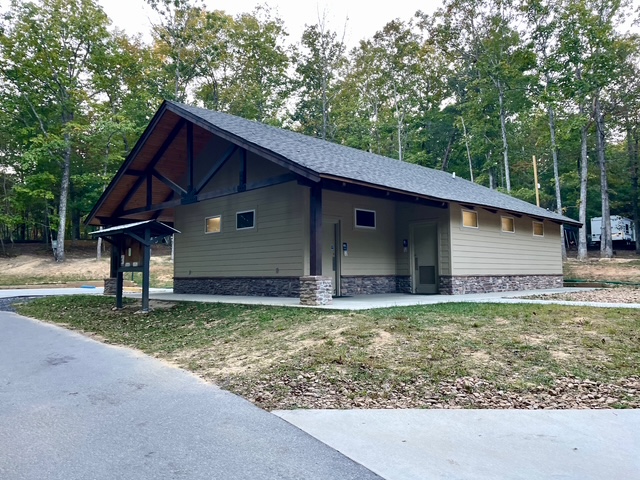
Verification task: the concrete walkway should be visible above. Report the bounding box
[3,286,640,310]
[274,409,640,480]
[138,288,640,310]
[0,312,379,480]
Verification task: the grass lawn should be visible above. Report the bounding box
[15,296,640,410]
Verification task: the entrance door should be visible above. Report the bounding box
[412,224,438,294]
[322,221,340,296]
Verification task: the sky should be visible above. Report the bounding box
[98,0,442,47]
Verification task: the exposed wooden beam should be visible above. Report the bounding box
[86,102,171,226]
[115,119,186,216]
[195,144,238,194]
[197,173,296,202]
[127,231,151,247]
[166,103,320,182]
[239,149,247,192]
[153,169,187,195]
[122,199,182,217]
[124,169,145,176]
[146,174,152,208]
[152,191,175,220]
[309,183,322,276]
[141,227,151,312]
[116,174,147,216]
[122,173,298,216]
[187,121,194,192]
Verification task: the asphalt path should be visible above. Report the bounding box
[0,311,380,480]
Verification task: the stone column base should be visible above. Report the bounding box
[299,276,333,306]
[104,278,117,295]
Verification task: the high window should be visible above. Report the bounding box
[501,216,515,233]
[236,210,255,230]
[205,215,221,234]
[462,209,478,228]
[533,221,544,237]
[355,208,376,229]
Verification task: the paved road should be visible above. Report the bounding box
[0,311,380,480]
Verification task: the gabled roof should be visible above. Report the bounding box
[87,100,580,226]
[168,101,579,226]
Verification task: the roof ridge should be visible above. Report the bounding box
[166,101,578,226]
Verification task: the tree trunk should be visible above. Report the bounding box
[498,82,511,192]
[322,67,328,141]
[548,104,566,260]
[635,137,640,254]
[577,105,589,261]
[56,129,72,263]
[397,118,403,162]
[629,122,640,254]
[461,116,474,182]
[441,130,455,171]
[595,98,612,259]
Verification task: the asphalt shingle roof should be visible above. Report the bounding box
[169,101,579,225]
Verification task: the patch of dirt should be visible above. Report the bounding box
[470,351,491,362]
[564,257,640,283]
[550,350,572,361]
[371,330,394,349]
[0,241,173,287]
[526,287,640,304]
[0,254,110,281]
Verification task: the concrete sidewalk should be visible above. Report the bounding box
[3,286,640,310]
[274,409,640,480]
[138,288,640,310]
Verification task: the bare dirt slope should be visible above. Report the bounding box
[564,257,640,284]
[0,241,173,287]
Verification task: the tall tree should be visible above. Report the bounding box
[293,17,346,140]
[433,0,534,191]
[0,0,110,261]
[524,0,568,258]
[217,7,291,123]
[557,0,632,259]
[147,0,216,102]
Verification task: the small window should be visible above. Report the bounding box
[533,221,544,237]
[205,215,221,234]
[355,208,376,229]
[462,209,478,228]
[501,216,515,233]
[236,210,255,230]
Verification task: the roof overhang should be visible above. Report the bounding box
[85,101,320,227]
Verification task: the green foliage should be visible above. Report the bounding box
[1,0,639,249]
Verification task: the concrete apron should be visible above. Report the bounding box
[137,288,640,311]
[274,409,640,480]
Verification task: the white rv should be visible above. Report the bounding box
[590,216,636,246]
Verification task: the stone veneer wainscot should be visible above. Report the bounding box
[174,277,300,297]
[439,274,563,295]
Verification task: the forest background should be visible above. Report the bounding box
[1,0,639,262]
